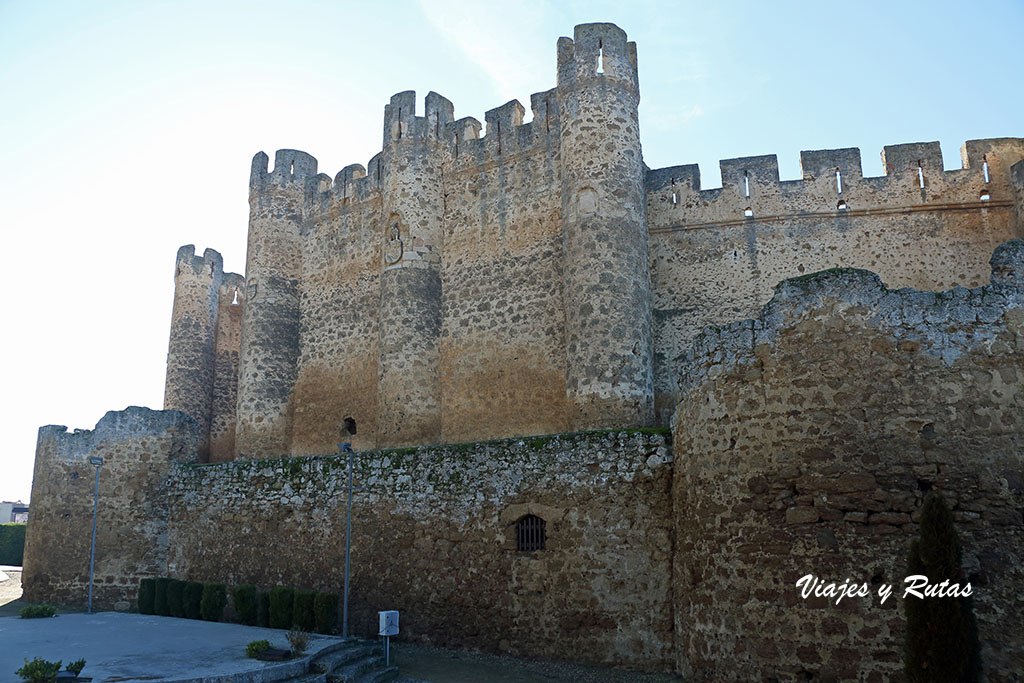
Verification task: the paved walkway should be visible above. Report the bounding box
[0,612,342,682]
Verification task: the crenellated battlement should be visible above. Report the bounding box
[175,244,223,279]
[648,137,1024,230]
[557,23,638,93]
[249,149,319,191]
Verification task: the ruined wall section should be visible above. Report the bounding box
[209,273,244,462]
[292,160,383,454]
[165,430,674,671]
[22,407,198,608]
[649,137,1024,425]
[439,89,570,442]
[671,241,1024,681]
[235,151,312,458]
[559,23,654,431]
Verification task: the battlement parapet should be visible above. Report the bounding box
[382,90,455,146]
[557,23,638,93]
[175,245,223,280]
[648,138,1024,229]
[249,149,319,191]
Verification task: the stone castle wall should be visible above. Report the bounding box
[160,23,1024,461]
[22,407,197,607]
[671,241,1024,681]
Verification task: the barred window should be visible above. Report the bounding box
[515,514,546,552]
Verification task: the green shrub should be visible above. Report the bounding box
[200,583,227,622]
[19,604,57,619]
[15,657,61,683]
[245,640,271,659]
[166,579,185,618]
[232,584,258,625]
[904,492,981,682]
[313,592,339,634]
[292,590,317,631]
[268,586,294,629]
[183,581,204,619]
[154,577,171,616]
[0,523,26,565]
[138,578,156,614]
[257,591,270,628]
[65,659,86,676]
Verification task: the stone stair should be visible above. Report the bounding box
[299,639,398,683]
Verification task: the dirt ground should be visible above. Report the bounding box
[391,643,683,683]
[0,568,25,617]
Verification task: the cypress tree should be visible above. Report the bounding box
[903,492,981,682]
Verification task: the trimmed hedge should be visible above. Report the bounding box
[200,583,227,622]
[257,591,270,628]
[293,590,317,631]
[232,584,258,626]
[138,578,156,615]
[167,579,185,618]
[0,523,26,565]
[184,581,204,620]
[268,586,294,629]
[154,577,171,616]
[314,592,339,634]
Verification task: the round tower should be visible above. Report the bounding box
[557,23,654,430]
[164,245,223,461]
[376,91,452,447]
[234,149,313,458]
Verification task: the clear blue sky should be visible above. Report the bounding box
[1,0,1022,502]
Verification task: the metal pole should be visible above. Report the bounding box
[341,442,354,638]
[87,462,100,614]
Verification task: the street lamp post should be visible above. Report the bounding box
[87,455,104,614]
[339,418,357,639]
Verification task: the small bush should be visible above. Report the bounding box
[154,577,171,616]
[232,584,258,625]
[0,523,27,566]
[138,578,156,614]
[286,629,310,655]
[245,640,271,659]
[257,591,270,628]
[19,604,57,619]
[313,592,339,634]
[166,579,186,618]
[183,581,204,619]
[15,657,61,683]
[292,590,317,631]
[200,583,227,622]
[269,586,294,630]
[65,659,86,676]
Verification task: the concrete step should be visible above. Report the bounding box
[327,653,385,683]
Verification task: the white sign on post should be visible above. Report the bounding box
[378,610,399,636]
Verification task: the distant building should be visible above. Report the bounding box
[1,501,29,524]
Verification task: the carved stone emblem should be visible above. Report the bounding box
[384,224,403,265]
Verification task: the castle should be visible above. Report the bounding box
[24,23,1024,681]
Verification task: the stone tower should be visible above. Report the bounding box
[234,150,314,458]
[375,92,453,447]
[557,23,654,430]
[163,245,223,461]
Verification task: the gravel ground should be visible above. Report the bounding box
[390,643,683,683]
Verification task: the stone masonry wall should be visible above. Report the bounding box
[671,240,1024,681]
[165,430,675,671]
[23,407,198,608]
[649,137,1024,425]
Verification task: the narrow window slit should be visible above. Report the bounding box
[496,121,501,154]
[744,171,750,198]
[835,169,843,194]
[671,191,678,205]
[397,108,402,139]
[983,156,990,183]
[917,162,924,189]
[290,161,294,175]
[597,39,604,74]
